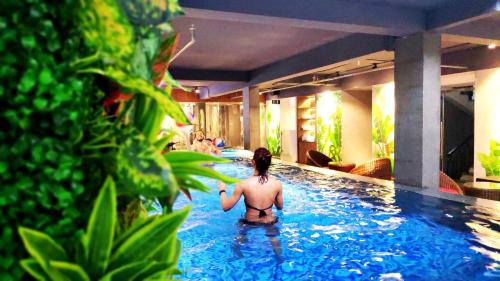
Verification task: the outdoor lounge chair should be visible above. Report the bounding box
[439,171,464,195]
[349,158,392,180]
[306,150,332,167]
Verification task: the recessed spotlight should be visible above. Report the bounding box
[488,43,496,49]
[195,87,200,93]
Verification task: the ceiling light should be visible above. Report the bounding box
[488,43,496,49]
[194,87,200,93]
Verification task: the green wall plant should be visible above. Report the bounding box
[329,109,342,162]
[1,0,237,280]
[372,106,394,158]
[316,91,342,161]
[372,84,395,172]
[0,2,96,279]
[316,116,327,154]
[266,108,281,157]
[478,140,500,176]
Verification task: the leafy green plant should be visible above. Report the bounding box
[316,92,342,161]
[0,1,98,279]
[266,111,281,156]
[328,109,342,162]
[267,123,282,157]
[19,176,190,281]
[478,140,500,176]
[2,0,238,280]
[74,0,237,211]
[316,116,326,153]
[372,105,394,173]
[372,106,394,158]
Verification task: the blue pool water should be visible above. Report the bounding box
[174,159,500,280]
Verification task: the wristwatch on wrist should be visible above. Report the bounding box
[219,190,226,196]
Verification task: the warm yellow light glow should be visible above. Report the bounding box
[315,90,342,155]
[316,91,340,120]
[488,43,496,50]
[488,70,500,142]
[302,125,315,131]
[302,130,315,142]
[372,82,395,157]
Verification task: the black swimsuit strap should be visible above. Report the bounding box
[244,199,273,218]
[244,201,273,211]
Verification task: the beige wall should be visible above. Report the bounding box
[243,87,261,151]
[280,97,298,162]
[227,104,242,148]
[341,90,372,164]
[205,104,219,138]
[474,67,500,178]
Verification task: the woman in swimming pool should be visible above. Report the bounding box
[218,147,283,261]
[217,147,283,224]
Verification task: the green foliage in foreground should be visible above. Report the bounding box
[0,1,96,279]
[479,140,500,176]
[19,177,190,281]
[1,0,238,280]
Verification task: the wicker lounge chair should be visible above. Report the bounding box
[439,171,464,195]
[306,150,332,167]
[349,158,392,180]
[328,162,356,172]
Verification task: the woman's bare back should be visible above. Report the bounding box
[241,176,283,223]
[218,147,283,224]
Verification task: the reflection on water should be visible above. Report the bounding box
[175,159,500,280]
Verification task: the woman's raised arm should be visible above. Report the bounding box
[218,181,244,212]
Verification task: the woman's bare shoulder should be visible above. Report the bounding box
[238,178,251,189]
[268,177,282,187]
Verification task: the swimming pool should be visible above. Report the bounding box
[174,158,500,280]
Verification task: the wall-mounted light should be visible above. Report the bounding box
[488,43,496,49]
[194,87,200,94]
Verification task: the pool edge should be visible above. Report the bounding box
[278,159,500,212]
[228,152,500,212]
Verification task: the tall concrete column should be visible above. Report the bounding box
[243,86,261,151]
[394,32,441,189]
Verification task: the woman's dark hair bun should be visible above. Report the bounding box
[253,147,272,184]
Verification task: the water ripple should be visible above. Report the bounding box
[176,159,500,280]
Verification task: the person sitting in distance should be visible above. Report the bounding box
[191,130,221,154]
